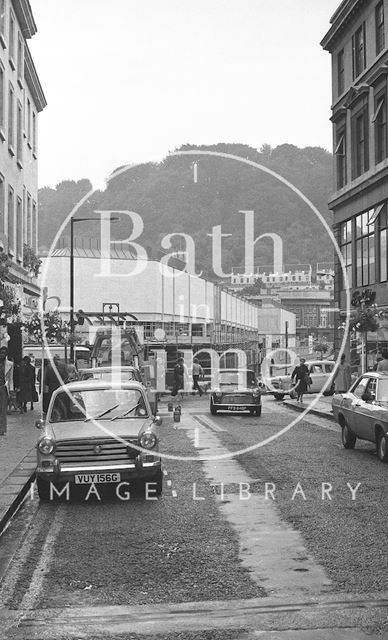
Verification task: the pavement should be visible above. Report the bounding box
[0,406,39,535]
[282,393,336,422]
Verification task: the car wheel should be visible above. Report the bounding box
[210,400,217,415]
[255,405,262,416]
[342,423,357,449]
[274,393,284,401]
[376,431,388,462]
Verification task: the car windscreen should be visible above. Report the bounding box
[377,379,388,401]
[81,371,136,381]
[49,389,148,422]
[218,371,251,384]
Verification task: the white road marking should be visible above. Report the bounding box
[181,413,331,598]
[167,480,172,487]
[19,508,65,611]
[171,490,178,497]
[194,414,226,432]
[194,427,200,447]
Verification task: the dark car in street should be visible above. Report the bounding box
[332,371,388,462]
[210,369,262,416]
[35,380,163,500]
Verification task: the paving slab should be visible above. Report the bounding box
[0,408,38,534]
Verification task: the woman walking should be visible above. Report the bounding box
[291,357,310,404]
[19,356,36,413]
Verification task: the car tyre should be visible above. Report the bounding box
[341,423,356,449]
[376,431,388,462]
[274,393,284,401]
[210,400,218,415]
[255,405,262,416]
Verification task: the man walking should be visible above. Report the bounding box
[0,347,14,435]
[192,357,204,396]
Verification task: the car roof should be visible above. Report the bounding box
[79,366,139,373]
[356,371,388,378]
[55,380,145,392]
[217,368,255,373]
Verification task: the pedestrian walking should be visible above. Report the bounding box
[291,357,310,404]
[171,357,185,398]
[0,347,14,435]
[19,356,37,413]
[333,353,352,392]
[44,355,68,413]
[376,349,388,372]
[192,357,204,396]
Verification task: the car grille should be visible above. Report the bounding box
[55,438,139,466]
[222,395,255,405]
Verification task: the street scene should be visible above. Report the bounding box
[1,0,388,638]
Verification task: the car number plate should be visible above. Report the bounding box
[228,405,246,411]
[74,473,121,484]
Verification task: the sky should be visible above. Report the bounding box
[28,0,340,190]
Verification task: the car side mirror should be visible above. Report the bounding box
[153,415,163,427]
[35,419,44,429]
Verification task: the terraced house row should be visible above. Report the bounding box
[0,0,46,353]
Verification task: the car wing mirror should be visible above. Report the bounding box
[153,415,163,427]
[35,419,44,429]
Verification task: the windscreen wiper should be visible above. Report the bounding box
[111,403,140,421]
[84,404,120,422]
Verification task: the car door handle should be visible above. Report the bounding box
[354,402,363,407]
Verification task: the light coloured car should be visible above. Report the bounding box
[332,371,388,462]
[35,380,163,500]
[267,359,335,401]
[78,366,158,414]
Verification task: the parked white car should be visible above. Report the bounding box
[267,359,336,400]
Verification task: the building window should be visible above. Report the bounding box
[16,99,22,166]
[355,210,375,286]
[27,192,31,245]
[376,1,385,55]
[22,186,26,244]
[337,49,345,95]
[32,200,37,250]
[379,203,388,281]
[16,196,22,261]
[373,89,387,163]
[335,127,346,188]
[352,23,366,78]
[0,0,6,47]
[8,9,15,68]
[0,60,4,139]
[26,98,31,145]
[7,185,14,255]
[32,110,36,156]
[351,102,369,178]
[339,220,352,289]
[17,33,23,86]
[8,82,14,154]
[0,173,4,235]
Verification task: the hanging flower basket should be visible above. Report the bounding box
[0,285,22,326]
[23,310,69,343]
[349,308,380,333]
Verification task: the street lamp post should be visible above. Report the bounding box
[69,215,119,361]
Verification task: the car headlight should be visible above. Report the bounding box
[140,431,157,450]
[38,437,56,455]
